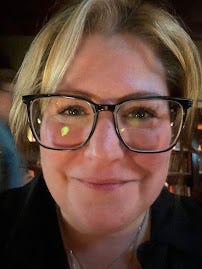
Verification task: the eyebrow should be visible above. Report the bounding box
[56,88,98,100]
[56,87,165,103]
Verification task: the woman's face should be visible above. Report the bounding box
[40,33,171,235]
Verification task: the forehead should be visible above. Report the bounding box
[57,33,168,102]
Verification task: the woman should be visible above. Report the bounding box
[0,68,26,191]
[1,0,202,268]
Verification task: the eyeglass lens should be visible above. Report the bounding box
[29,96,183,152]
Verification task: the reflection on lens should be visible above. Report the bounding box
[61,126,70,136]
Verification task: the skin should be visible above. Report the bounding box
[40,33,171,268]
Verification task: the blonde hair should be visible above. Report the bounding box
[10,0,202,159]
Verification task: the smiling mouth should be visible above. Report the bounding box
[75,178,133,191]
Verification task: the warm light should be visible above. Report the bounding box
[197,124,202,130]
[169,185,174,193]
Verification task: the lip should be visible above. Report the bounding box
[74,178,133,191]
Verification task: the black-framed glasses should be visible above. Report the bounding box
[22,94,192,153]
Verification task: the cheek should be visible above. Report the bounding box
[140,151,171,171]
[40,147,77,173]
[40,148,75,202]
[133,151,171,197]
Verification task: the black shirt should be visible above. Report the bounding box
[0,173,202,268]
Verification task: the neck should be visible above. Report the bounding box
[57,209,150,269]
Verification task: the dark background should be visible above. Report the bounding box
[0,0,202,71]
[0,0,202,38]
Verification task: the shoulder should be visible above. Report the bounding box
[0,174,66,267]
[153,187,202,222]
[0,179,35,225]
[0,120,11,137]
[0,174,44,247]
[0,120,15,148]
[151,188,202,259]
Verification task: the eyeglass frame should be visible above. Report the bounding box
[22,94,193,153]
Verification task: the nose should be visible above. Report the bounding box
[84,112,125,161]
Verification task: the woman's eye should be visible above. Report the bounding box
[127,108,154,120]
[59,106,87,117]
